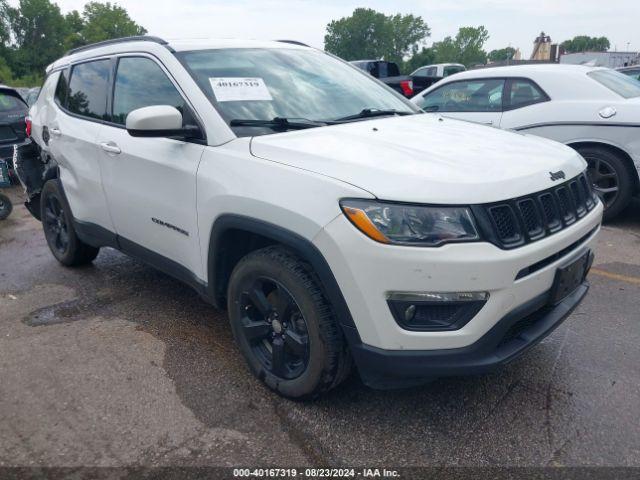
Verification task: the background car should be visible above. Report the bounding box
[412,64,640,219]
[0,85,36,183]
[411,63,466,89]
[350,60,417,97]
[617,65,640,82]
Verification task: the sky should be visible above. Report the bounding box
[11,0,639,57]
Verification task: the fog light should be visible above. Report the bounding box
[404,304,416,322]
[387,291,489,332]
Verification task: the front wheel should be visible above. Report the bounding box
[227,246,351,399]
[577,146,633,221]
[40,180,100,266]
[0,193,12,220]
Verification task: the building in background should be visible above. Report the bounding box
[559,51,639,68]
[531,32,560,62]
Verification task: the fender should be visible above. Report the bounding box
[207,214,359,334]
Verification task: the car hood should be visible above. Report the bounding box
[249,114,587,204]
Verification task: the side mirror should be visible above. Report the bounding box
[126,105,202,139]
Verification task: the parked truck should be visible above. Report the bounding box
[351,60,429,97]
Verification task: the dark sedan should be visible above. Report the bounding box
[0,85,37,183]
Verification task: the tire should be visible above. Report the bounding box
[0,193,12,220]
[40,179,100,266]
[577,146,633,221]
[227,246,352,399]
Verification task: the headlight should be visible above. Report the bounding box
[340,199,479,246]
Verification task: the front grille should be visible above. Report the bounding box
[488,205,520,243]
[482,172,598,249]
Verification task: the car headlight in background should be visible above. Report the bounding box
[340,199,479,246]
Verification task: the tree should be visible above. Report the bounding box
[78,2,146,45]
[404,46,435,73]
[561,35,610,53]
[0,0,147,84]
[488,46,516,62]
[324,8,429,65]
[386,13,430,64]
[0,0,10,45]
[452,26,489,66]
[0,57,13,83]
[63,10,85,51]
[5,0,68,78]
[428,26,489,67]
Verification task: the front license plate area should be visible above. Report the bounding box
[549,251,589,305]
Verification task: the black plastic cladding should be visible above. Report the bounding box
[472,172,598,249]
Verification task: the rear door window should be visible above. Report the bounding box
[506,79,548,109]
[54,69,70,107]
[443,65,465,77]
[112,57,186,126]
[67,59,111,120]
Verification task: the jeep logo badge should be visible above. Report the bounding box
[549,170,565,181]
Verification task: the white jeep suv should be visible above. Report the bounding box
[23,36,603,398]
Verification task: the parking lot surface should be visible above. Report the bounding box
[1,186,639,468]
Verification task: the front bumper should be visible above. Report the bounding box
[314,204,602,351]
[344,281,588,389]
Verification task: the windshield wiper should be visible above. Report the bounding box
[333,108,416,122]
[229,117,327,131]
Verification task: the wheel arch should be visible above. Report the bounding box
[207,214,358,332]
[567,140,639,194]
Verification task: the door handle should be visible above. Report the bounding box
[50,127,61,136]
[100,142,121,155]
[483,121,494,126]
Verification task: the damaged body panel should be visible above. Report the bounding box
[13,142,54,220]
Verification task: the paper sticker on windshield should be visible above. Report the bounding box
[209,77,273,102]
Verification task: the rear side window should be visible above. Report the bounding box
[413,67,437,77]
[443,65,465,77]
[112,57,185,126]
[507,79,548,109]
[588,69,640,98]
[385,63,400,77]
[67,60,110,120]
[0,92,27,113]
[418,78,505,112]
[54,70,69,107]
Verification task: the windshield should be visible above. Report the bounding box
[588,69,640,99]
[178,48,418,136]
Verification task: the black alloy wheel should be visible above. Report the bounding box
[576,145,633,221]
[238,276,310,380]
[43,194,70,255]
[39,179,100,266]
[585,155,620,209]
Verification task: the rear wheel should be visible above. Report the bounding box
[40,180,100,266]
[227,246,351,399]
[0,193,12,220]
[577,146,633,221]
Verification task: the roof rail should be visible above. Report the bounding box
[66,35,169,56]
[276,40,310,47]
